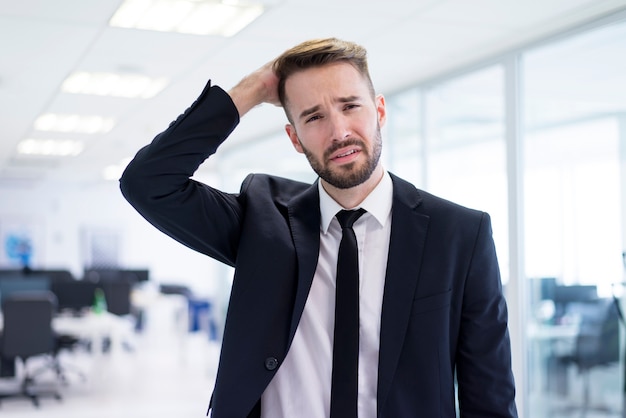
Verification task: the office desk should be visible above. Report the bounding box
[527,322,579,397]
[527,322,579,340]
[54,311,134,355]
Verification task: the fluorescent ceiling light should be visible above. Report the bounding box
[34,113,115,134]
[17,139,84,157]
[62,72,169,98]
[109,0,264,37]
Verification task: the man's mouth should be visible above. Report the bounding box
[325,139,364,162]
[334,149,358,159]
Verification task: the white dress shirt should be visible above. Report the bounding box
[261,172,393,418]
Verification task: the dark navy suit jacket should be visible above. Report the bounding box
[120,82,518,418]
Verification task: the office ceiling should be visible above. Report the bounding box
[1,0,625,189]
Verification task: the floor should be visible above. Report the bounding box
[0,300,220,418]
[527,363,624,418]
[4,340,622,418]
[1,302,623,418]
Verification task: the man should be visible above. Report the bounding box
[120,38,517,417]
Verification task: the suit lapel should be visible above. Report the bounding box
[377,174,429,414]
[286,181,321,342]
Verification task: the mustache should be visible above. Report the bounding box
[323,138,365,160]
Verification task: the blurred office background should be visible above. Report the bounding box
[2,0,626,416]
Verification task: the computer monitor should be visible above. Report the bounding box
[0,268,75,283]
[83,268,149,283]
[27,269,75,282]
[50,281,97,313]
[528,277,558,306]
[553,284,598,304]
[123,269,149,282]
[0,269,24,280]
[552,284,598,319]
[538,277,557,301]
[0,276,51,305]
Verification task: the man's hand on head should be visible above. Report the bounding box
[228,61,281,117]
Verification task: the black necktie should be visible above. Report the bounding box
[330,208,366,418]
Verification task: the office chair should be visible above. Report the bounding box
[159,283,193,333]
[30,332,86,386]
[102,280,132,316]
[159,283,193,299]
[0,291,62,407]
[100,280,135,353]
[557,297,620,417]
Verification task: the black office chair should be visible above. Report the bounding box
[558,297,620,416]
[159,283,193,299]
[0,291,62,407]
[102,280,133,316]
[31,332,86,386]
[159,283,193,332]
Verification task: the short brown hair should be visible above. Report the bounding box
[273,38,375,113]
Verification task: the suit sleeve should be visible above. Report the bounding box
[119,82,244,267]
[456,213,518,417]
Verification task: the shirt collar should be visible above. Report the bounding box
[319,171,393,233]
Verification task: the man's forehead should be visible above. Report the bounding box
[285,69,369,102]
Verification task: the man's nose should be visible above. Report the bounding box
[329,112,351,141]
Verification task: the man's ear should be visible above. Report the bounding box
[376,94,387,128]
[285,124,304,153]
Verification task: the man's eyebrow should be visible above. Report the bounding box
[299,105,320,120]
[337,95,362,103]
[298,96,363,120]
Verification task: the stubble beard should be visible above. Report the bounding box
[300,127,382,189]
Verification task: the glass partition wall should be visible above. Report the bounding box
[385,88,423,186]
[424,65,510,284]
[522,19,626,417]
[217,14,626,417]
[386,17,626,416]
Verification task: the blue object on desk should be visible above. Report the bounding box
[188,298,218,341]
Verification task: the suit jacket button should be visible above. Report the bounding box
[265,357,278,371]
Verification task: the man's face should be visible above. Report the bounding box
[284,62,386,189]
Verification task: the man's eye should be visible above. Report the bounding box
[306,115,322,123]
[345,104,360,110]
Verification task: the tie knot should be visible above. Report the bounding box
[336,208,366,229]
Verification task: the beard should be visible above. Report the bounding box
[299,126,382,189]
